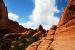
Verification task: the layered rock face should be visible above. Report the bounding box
[26,0,75,50]
[51,0,75,50]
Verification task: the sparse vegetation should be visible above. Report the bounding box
[0,34,43,50]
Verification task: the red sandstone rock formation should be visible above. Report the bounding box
[32,25,47,38]
[22,25,47,38]
[50,0,75,50]
[37,25,43,31]
[3,33,23,39]
[26,0,75,50]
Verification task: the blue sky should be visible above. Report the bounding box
[4,0,34,22]
[4,0,68,29]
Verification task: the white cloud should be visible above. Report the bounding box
[19,22,53,30]
[8,0,60,30]
[43,25,52,30]
[8,13,19,21]
[19,21,38,29]
[29,0,59,29]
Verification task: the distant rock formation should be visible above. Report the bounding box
[31,25,47,42]
[26,0,75,50]
[37,25,43,31]
[0,25,47,50]
[26,25,56,50]
[22,25,47,40]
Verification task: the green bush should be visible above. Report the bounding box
[1,41,11,50]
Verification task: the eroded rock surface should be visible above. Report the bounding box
[50,0,75,50]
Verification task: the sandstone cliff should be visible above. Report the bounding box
[50,0,75,50]
[0,0,27,37]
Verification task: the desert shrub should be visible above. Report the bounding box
[31,35,39,42]
[1,40,11,50]
[12,37,32,50]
